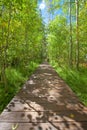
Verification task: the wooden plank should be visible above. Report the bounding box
[0,110,87,123]
[4,92,87,112]
[4,96,87,112]
[0,122,87,130]
[0,122,57,130]
[0,62,87,130]
[16,88,83,106]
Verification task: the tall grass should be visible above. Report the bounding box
[51,61,87,106]
[0,61,39,113]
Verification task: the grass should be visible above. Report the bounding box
[51,62,87,106]
[0,61,39,113]
[0,60,87,113]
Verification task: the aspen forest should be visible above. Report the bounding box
[0,0,87,112]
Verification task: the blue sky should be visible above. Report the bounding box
[38,0,50,24]
[38,0,63,24]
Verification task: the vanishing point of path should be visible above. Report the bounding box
[0,62,87,130]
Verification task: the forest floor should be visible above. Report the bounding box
[0,62,87,130]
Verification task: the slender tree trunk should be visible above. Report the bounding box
[4,3,12,89]
[5,3,11,65]
[69,0,73,67]
[0,6,7,88]
[1,27,5,85]
[75,0,79,70]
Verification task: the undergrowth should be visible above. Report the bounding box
[0,61,39,113]
[51,61,87,106]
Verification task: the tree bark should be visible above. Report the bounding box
[75,0,79,70]
[69,0,73,67]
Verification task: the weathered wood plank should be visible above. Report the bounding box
[0,122,87,130]
[0,110,87,123]
[0,62,87,130]
[3,95,87,112]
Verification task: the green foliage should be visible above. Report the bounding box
[46,0,87,69]
[46,0,87,106]
[0,0,45,113]
[47,15,68,64]
[0,83,15,112]
[19,61,39,77]
[0,68,26,112]
[0,0,87,113]
[0,62,38,113]
[52,62,87,106]
[5,68,26,87]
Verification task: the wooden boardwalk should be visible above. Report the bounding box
[0,62,87,130]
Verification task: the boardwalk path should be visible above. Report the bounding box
[0,62,87,130]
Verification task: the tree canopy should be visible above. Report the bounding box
[0,0,87,112]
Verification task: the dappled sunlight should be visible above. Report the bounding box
[0,63,87,130]
[43,73,52,76]
[26,80,36,85]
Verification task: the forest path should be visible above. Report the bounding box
[0,62,87,130]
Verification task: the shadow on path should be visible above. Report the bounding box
[0,62,87,130]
